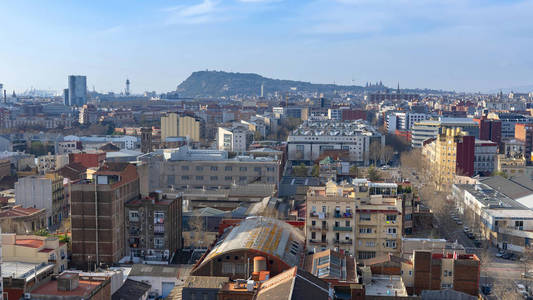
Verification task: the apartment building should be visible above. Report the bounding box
[411,118,479,148]
[1,233,68,273]
[422,128,475,188]
[474,139,498,176]
[125,192,182,263]
[70,162,139,269]
[287,120,384,166]
[217,125,253,153]
[305,180,403,260]
[37,153,69,174]
[515,123,533,163]
[386,112,430,133]
[15,173,67,228]
[161,113,202,142]
[137,146,280,195]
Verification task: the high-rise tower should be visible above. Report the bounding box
[67,75,87,106]
[125,79,130,96]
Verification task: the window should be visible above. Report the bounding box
[360,214,371,221]
[154,238,164,249]
[210,176,218,181]
[386,215,397,222]
[225,166,233,171]
[385,240,397,248]
[359,228,372,234]
[167,175,175,185]
[311,220,316,226]
[365,241,375,247]
[181,166,189,171]
[222,262,234,274]
[322,206,327,213]
[240,167,247,171]
[196,176,204,180]
[345,220,350,227]
[239,176,247,183]
[254,167,261,172]
[196,166,203,171]
[181,175,190,180]
[311,232,316,239]
[210,166,218,171]
[387,228,397,234]
[225,176,232,181]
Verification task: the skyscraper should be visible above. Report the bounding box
[67,75,87,106]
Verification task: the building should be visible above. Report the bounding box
[305,180,403,260]
[411,118,479,148]
[272,107,309,120]
[180,276,230,300]
[191,217,305,279]
[67,75,87,106]
[387,112,430,133]
[127,264,182,298]
[217,126,253,153]
[287,120,384,166]
[29,272,111,299]
[125,192,182,264]
[487,112,533,138]
[140,127,153,154]
[137,146,280,195]
[161,113,202,142]
[70,162,139,269]
[254,267,330,300]
[112,279,151,300]
[37,153,69,174]
[515,123,533,163]
[15,173,66,228]
[423,128,475,188]
[474,140,498,176]
[68,151,106,168]
[475,115,502,145]
[79,104,98,125]
[1,233,68,273]
[57,141,82,155]
[412,251,480,296]
[2,262,55,300]
[0,206,46,234]
[65,135,139,151]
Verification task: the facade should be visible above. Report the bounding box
[1,233,68,274]
[487,112,533,138]
[57,141,81,154]
[412,251,480,296]
[125,192,182,263]
[387,112,430,133]
[475,116,502,145]
[137,146,280,195]
[140,127,153,154]
[79,104,98,125]
[423,128,475,188]
[515,123,533,163]
[305,181,403,260]
[217,126,253,153]
[15,173,66,228]
[68,75,87,107]
[0,206,46,234]
[70,163,140,269]
[474,140,498,176]
[37,153,69,174]
[411,118,479,148]
[161,113,202,142]
[287,120,384,166]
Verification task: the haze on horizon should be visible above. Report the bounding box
[1,0,533,94]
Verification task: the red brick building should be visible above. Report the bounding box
[69,152,106,169]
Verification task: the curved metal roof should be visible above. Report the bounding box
[200,216,305,267]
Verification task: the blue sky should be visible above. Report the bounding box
[1,0,533,93]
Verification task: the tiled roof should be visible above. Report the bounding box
[0,206,44,218]
[15,239,44,248]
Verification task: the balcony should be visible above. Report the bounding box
[310,212,328,219]
[333,226,353,232]
[333,238,353,244]
[309,225,328,231]
[334,212,353,219]
[309,239,328,246]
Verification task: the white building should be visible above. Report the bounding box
[64,135,139,150]
[216,126,252,153]
[37,154,69,174]
[287,120,384,165]
[474,140,498,175]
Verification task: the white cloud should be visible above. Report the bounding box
[165,0,219,24]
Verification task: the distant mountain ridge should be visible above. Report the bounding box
[175,70,449,98]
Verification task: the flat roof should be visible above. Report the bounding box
[31,277,104,297]
[2,262,54,281]
[365,275,407,297]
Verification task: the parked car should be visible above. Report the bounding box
[456,220,463,225]
[463,226,470,233]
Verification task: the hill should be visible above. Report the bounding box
[175,70,449,98]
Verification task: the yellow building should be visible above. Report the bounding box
[306,180,403,260]
[423,128,473,189]
[1,233,68,274]
[161,113,201,142]
[161,113,179,141]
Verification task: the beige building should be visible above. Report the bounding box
[161,113,201,142]
[2,233,68,273]
[306,180,403,260]
[138,146,280,195]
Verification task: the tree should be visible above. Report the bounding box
[189,216,206,249]
[369,141,382,166]
[367,166,383,181]
[382,145,394,164]
[293,163,309,177]
[311,165,319,177]
[350,165,359,177]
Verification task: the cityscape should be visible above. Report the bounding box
[1,1,533,300]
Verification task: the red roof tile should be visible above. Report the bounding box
[15,239,44,248]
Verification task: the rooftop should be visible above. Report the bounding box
[365,275,408,297]
[128,264,181,278]
[456,182,525,209]
[2,262,54,281]
[31,275,107,297]
[112,279,151,300]
[290,119,380,137]
[0,205,45,218]
[141,146,278,162]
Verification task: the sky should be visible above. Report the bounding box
[1,0,533,94]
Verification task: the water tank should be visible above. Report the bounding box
[253,256,267,273]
